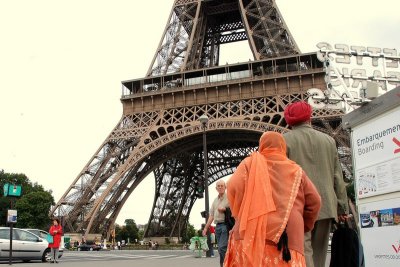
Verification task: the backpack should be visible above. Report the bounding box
[330,222,365,267]
[224,207,235,231]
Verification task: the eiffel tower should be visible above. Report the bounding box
[52,0,350,239]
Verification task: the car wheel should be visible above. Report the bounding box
[42,248,51,262]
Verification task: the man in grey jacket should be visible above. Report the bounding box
[283,101,349,267]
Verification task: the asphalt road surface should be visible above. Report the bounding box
[2,250,218,267]
[2,250,331,266]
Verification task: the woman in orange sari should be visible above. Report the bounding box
[224,131,321,267]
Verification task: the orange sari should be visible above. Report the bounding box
[225,239,306,267]
[224,131,304,267]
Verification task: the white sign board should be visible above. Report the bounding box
[346,87,400,266]
[7,209,17,223]
[358,198,400,265]
[352,107,400,199]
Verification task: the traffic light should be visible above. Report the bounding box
[195,179,204,198]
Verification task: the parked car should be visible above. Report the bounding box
[77,241,102,251]
[0,227,52,262]
[360,214,374,228]
[24,229,63,259]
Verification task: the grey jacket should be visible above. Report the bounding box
[283,123,348,220]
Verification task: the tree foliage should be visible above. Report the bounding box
[115,219,140,243]
[181,223,196,243]
[15,191,54,229]
[138,229,144,241]
[0,171,54,228]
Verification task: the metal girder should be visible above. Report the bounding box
[147,0,201,76]
[239,0,300,59]
[145,136,258,238]
[147,0,299,76]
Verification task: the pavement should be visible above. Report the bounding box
[1,249,331,267]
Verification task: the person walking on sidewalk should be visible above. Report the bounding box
[202,180,230,267]
[283,101,349,267]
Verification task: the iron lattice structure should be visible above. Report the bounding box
[148,0,299,76]
[52,0,351,240]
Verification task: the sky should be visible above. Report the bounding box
[1,0,399,228]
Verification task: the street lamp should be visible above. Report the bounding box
[198,114,212,257]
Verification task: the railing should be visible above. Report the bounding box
[121,53,323,98]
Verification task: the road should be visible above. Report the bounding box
[2,250,331,266]
[2,250,218,267]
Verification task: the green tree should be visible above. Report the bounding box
[115,219,140,243]
[115,224,128,242]
[124,219,139,243]
[181,223,196,243]
[138,229,144,241]
[0,171,54,228]
[15,191,54,229]
[0,198,9,224]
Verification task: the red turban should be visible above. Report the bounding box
[284,101,312,126]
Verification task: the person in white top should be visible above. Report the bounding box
[202,180,230,267]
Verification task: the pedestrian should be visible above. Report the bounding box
[224,131,321,267]
[117,240,121,250]
[202,180,230,267]
[148,240,152,250]
[48,218,63,263]
[283,101,349,267]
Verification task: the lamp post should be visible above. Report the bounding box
[198,114,212,257]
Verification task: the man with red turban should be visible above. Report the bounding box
[283,101,349,267]
[283,101,312,127]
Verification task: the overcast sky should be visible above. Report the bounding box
[1,0,399,228]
